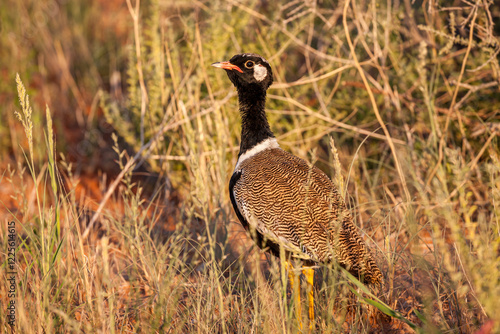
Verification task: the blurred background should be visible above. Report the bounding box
[0,0,499,332]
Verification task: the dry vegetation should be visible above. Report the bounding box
[1,0,499,333]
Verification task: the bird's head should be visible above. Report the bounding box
[211,53,273,90]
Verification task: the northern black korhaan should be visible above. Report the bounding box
[212,53,382,329]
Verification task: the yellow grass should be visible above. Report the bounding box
[1,0,499,332]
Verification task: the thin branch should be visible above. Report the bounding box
[81,92,235,240]
[446,131,497,201]
[272,65,353,89]
[425,5,478,190]
[126,0,149,147]
[343,0,411,207]
[268,94,406,145]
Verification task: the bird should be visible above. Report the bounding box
[212,53,382,330]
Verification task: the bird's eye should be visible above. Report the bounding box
[244,61,255,69]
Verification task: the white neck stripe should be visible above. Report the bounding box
[234,138,279,171]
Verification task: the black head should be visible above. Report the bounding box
[211,53,273,90]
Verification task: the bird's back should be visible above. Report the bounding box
[231,147,382,286]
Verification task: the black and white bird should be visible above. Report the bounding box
[212,53,382,329]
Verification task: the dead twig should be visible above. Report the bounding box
[425,5,478,191]
[343,0,412,208]
[126,0,149,147]
[81,92,235,240]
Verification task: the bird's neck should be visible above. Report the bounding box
[237,85,275,156]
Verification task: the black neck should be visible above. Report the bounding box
[237,84,275,156]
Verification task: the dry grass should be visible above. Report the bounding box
[1,0,499,333]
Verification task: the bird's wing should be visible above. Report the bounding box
[230,147,383,286]
[230,148,346,262]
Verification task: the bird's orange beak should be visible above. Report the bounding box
[211,61,243,73]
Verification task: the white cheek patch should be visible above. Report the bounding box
[253,64,267,82]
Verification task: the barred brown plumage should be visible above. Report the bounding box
[212,53,382,329]
[232,147,382,286]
